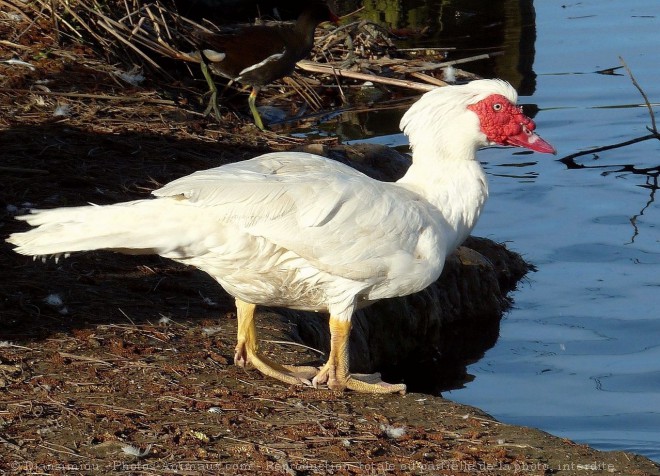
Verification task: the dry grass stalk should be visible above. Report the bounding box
[11,0,491,120]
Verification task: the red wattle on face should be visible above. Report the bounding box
[468,94,556,155]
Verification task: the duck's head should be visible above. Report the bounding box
[401,79,556,159]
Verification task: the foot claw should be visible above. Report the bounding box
[346,375,407,395]
[311,364,331,389]
[237,349,317,387]
[234,345,248,368]
[311,367,405,394]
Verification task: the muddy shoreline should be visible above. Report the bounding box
[2,9,659,474]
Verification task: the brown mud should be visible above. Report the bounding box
[1,7,659,476]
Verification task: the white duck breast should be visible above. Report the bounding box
[7,79,555,394]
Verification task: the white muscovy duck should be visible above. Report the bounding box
[7,79,555,394]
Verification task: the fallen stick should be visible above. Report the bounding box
[405,52,502,74]
[410,71,448,87]
[0,88,177,105]
[0,39,31,50]
[296,61,438,92]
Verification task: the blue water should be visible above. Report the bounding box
[456,0,660,461]
[324,0,660,462]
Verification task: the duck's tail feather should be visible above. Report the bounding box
[7,199,200,258]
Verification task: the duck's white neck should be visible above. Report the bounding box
[389,80,530,252]
[396,132,489,253]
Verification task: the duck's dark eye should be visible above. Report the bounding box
[493,103,502,111]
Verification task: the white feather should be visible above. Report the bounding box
[237,51,285,79]
[8,80,524,318]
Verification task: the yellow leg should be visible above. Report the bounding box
[233,298,257,368]
[200,60,222,121]
[248,87,266,131]
[234,298,315,386]
[312,316,407,394]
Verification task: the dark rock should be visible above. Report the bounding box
[294,142,411,181]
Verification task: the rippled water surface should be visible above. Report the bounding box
[327,0,660,462]
[462,0,659,461]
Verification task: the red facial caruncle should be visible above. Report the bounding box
[467,94,556,154]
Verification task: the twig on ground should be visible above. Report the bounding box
[58,352,114,366]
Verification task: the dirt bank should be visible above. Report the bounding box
[2,7,659,475]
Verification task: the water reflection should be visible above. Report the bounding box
[319,0,541,139]
[338,0,538,94]
[560,154,659,243]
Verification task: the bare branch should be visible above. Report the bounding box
[560,59,660,164]
[619,56,657,133]
[559,133,658,165]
